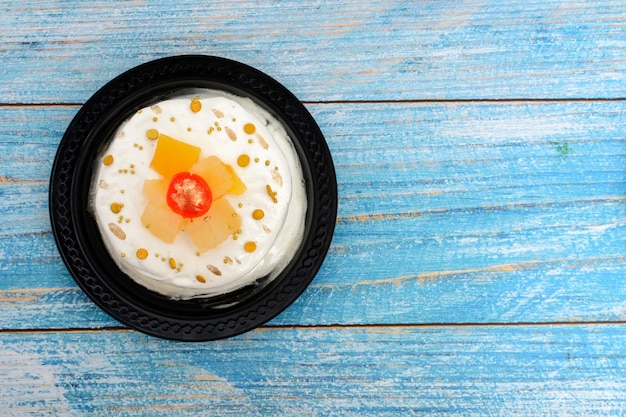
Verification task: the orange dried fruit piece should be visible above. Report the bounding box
[185,198,242,252]
[150,134,201,179]
[190,156,246,199]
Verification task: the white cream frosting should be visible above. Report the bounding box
[90,90,306,300]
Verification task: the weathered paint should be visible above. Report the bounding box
[1,0,626,414]
[0,1,625,103]
[2,325,626,416]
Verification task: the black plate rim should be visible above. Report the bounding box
[49,55,337,341]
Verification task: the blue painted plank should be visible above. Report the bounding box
[1,101,624,328]
[2,324,626,416]
[1,0,625,103]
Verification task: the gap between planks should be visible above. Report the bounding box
[1,98,626,108]
[3,321,626,336]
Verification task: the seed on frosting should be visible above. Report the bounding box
[103,155,114,165]
[136,248,148,260]
[108,223,126,240]
[168,258,176,269]
[196,275,206,283]
[271,169,283,186]
[257,134,269,150]
[225,126,237,141]
[207,265,222,276]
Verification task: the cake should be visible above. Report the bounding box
[90,90,307,300]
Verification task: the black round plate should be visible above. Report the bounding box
[49,55,337,341]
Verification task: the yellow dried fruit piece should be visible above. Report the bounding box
[225,165,246,195]
[142,178,168,203]
[141,201,184,243]
[185,198,242,252]
[150,134,201,179]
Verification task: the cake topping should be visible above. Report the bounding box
[146,129,159,140]
[110,202,123,214]
[190,98,202,113]
[91,92,306,300]
[252,209,264,220]
[243,123,256,135]
[166,172,213,219]
[237,154,250,167]
[266,185,278,203]
[244,241,257,253]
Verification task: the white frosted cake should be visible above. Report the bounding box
[90,90,306,299]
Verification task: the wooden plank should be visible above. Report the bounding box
[1,0,625,103]
[2,324,626,415]
[1,101,624,329]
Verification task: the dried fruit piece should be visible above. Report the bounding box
[142,178,169,203]
[141,201,184,243]
[190,156,246,199]
[185,198,242,252]
[225,165,246,195]
[150,134,201,179]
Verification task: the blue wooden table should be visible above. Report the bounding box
[2,1,625,415]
